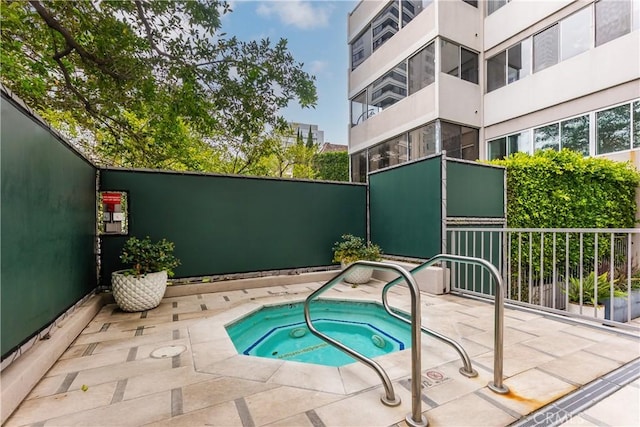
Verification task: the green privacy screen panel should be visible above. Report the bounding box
[1,93,97,357]
[446,160,505,218]
[100,169,366,283]
[369,156,442,259]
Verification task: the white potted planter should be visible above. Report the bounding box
[112,270,168,312]
[332,234,382,285]
[113,236,180,312]
[567,302,605,319]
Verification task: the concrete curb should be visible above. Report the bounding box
[1,294,107,424]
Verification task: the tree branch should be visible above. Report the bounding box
[29,1,126,81]
[134,1,180,62]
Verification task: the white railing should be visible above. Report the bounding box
[446,228,640,329]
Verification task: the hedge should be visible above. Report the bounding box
[313,151,349,182]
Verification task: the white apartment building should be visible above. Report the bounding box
[285,122,326,147]
[348,0,640,182]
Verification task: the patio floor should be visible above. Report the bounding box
[5,278,640,426]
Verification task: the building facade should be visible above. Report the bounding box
[285,122,326,147]
[348,0,640,182]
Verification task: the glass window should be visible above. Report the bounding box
[351,151,367,183]
[408,123,436,160]
[351,30,372,71]
[372,1,400,51]
[402,0,430,26]
[561,115,590,156]
[597,104,631,154]
[487,51,506,92]
[369,62,407,112]
[633,101,640,148]
[441,122,462,158]
[508,130,531,155]
[561,7,592,61]
[533,25,559,73]
[487,0,507,16]
[460,126,479,160]
[460,48,479,83]
[596,0,632,46]
[634,0,640,31]
[534,123,560,151]
[351,91,368,126]
[441,40,459,77]
[463,0,478,7]
[408,42,435,95]
[368,137,406,172]
[507,39,531,83]
[488,137,507,160]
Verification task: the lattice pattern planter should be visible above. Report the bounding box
[112,270,168,312]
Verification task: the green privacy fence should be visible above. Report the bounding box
[99,169,367,283]
[369,156,442,258]
[1,91,97,358]
[369,155,505,264]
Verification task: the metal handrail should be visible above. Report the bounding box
[383,254,509,394]
[304,261,428,427]
[381,290,478,378]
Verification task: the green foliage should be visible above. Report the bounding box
[332,234,382,264]
[313,151,349,182]
[566,272,626,305]
[0,0,316,172]
[490,150,639,229]
[120,236,180,277]
[306,127,314,149]
[490,150,640,280]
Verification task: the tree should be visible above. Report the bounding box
[306,127,314,148]
[0,0,317,171]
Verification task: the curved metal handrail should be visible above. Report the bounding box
[383,254,509,394]
[304,261,427,427]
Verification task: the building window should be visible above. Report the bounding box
[368,136,408,173]
[560,7,592,61]
[351,30,371,71]
[597,104,631,154]
[487,0,508,16]
[369,62,407,113]
[350,91,369,126]
[487,51,506,92]
[441,40,478,84]
[533,25,559,73]
[463,0,478,7]
[372,1,400,51]
[441,122,479,160]
[488,138,507,160]
[634,101,640,148]
[507,40,531,84]
[402,0,431,27]
[508,131,531,156]
[595,0,632,47]
[561,115,590,156]
[408,42,435,95]
[408,123,436,159]
[351,151,367,182]
[534,123,560,152]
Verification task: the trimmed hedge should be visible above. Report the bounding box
[313,151,349,182]
[490,150,639,228]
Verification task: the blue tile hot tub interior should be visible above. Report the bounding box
[225,300,412,367]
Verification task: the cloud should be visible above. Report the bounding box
[255,1,333,30]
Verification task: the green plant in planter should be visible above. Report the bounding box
[566,271,626,305]
[332,234,382,264]
[120,236,181,277]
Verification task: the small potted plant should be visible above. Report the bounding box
[111,236,180,312]
[332,234,382,284]
[565,272,626,319]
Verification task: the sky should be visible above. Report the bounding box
[221,0,359,145]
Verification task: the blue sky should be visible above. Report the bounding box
[221,0,358,144]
